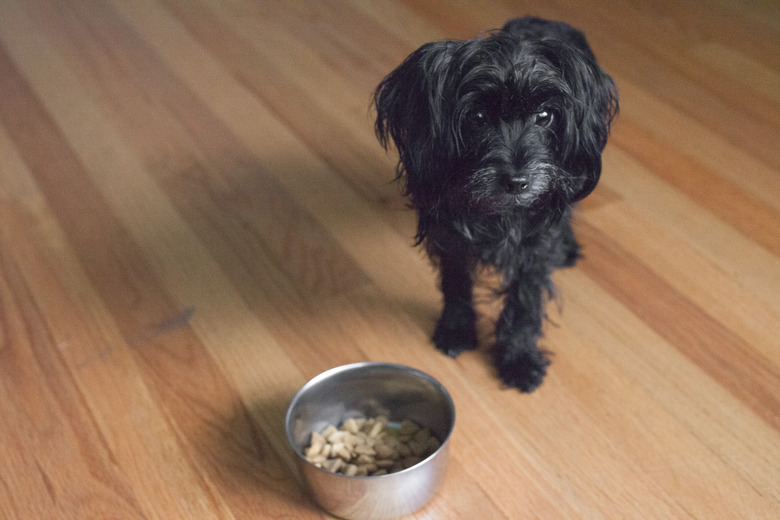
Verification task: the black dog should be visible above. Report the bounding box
[374,17,618,392]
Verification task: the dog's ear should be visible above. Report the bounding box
[558,45,619,202]
[374,41,457,196]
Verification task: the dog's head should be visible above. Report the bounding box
[374,18,618,227]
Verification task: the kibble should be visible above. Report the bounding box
[303,416,441,477]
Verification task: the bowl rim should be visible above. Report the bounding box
[284,361,456,479]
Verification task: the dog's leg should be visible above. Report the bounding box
[432,252,479,357]
[494,273,551,392]
[558,218,581,268]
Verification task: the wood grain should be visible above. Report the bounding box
[0,1,778,518]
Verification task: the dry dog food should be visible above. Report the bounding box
[304,416,441,476]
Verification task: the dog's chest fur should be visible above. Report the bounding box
[435,207,573,275]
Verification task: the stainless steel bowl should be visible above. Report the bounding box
[285,362,456,520]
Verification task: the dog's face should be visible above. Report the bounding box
[451,36,577,214]
[375,30,618,224]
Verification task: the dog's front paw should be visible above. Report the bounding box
[495,348,550,392]
[432,305,478,358]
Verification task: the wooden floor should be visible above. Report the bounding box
[1,1,778,518]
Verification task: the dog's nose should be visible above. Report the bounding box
[505,175,530,194]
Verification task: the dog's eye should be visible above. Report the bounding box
[468,110,489,128]
[535,109,554,127]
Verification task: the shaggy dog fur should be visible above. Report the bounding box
[374,17,618,391]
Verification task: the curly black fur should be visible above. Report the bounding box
[374,17,618,392]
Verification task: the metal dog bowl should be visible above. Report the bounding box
[285,362,456,520]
